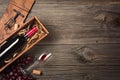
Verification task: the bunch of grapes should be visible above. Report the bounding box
[1,55,35,80]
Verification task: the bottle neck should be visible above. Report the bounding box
[24,27,38,38]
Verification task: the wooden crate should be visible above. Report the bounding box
[0,16,49,72]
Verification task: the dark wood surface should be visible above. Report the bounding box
[1,0,120,80]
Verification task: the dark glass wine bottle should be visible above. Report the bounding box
[0,27,38,66]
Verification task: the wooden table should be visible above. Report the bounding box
[1,0,120,80]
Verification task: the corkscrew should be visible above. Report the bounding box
[4,9,24,29]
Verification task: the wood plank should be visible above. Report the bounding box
[28,44,120,66]
[26,44,120,80]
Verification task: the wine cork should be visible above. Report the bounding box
[32,69,42,75]
[14,24,19,30]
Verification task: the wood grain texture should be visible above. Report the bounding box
[27,44,120,80]
[28,0,120,45]
[1,0,120,80]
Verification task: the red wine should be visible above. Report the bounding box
[0,27,38,65]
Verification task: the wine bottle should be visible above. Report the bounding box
[0,27,38,65]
